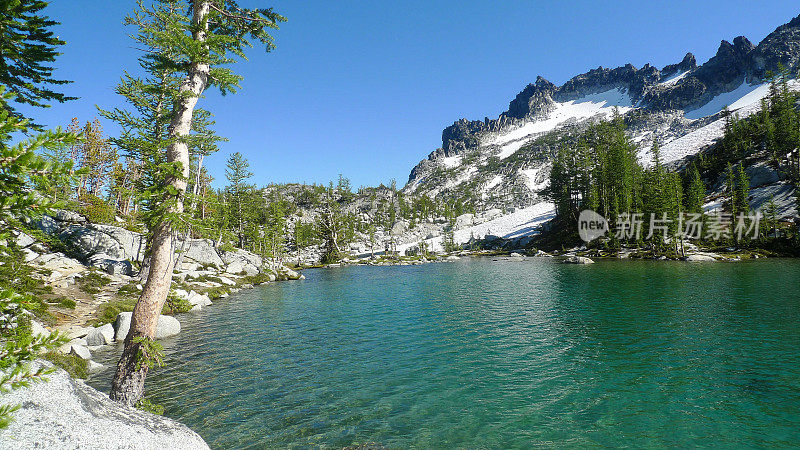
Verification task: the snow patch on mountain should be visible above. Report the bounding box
[441,155,462,168]
[645,79,800,165]
[660,71,689,86]
[685,79,762,119]
[487,88,635,160]
[397,202,556,253]
[519,167,549,192]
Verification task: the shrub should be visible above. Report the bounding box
[116,283,140,298]
[162,293,192,315]
[135,398,164,415]
[79,194,115,224]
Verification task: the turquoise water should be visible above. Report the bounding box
[89,258,800,448]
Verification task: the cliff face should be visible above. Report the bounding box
[405,14,800,212]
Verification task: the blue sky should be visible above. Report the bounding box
[24,1,800,189]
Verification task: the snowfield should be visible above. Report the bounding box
[486,88,635,160]
[397,202,556,253]
[440,155,462,168]
[481,175,504,199]
[645,79,800,165]
[684,79,765,120]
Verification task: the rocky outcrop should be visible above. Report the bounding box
[175,238,224,268]
[221,248,262,276]
[0,362,209,449]
[662,52,697,77]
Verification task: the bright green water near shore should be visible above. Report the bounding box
[90,258,800,448]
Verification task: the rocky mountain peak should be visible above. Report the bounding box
[663,53,697,76]
[506,77,556,120]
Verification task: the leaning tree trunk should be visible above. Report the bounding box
[110,1,211,406]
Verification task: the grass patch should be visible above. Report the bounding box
[48,296,76,309]
[80,271,111,295]
[43,352,89,379]
[116,283,140,298]
[241,273,271,285]
[92,297,137,326]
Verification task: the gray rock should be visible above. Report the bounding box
[85,324,114,346]
[32,253,85,277]
[53,209,87,223]
[187,291,211,307]
[13,230,36,248]
[176,238,224,268]
[69,344,92,360]
[89,224,146,262]
[59,224,125,260]
[221,249,262,276]
[218,277,236,286]
[455,213,474,229]
[686,254,717,262]
[280,267,302,280]
[33,215,60,235]
[564,256,595,264]
[0,361,210,449]
[88,253,133,276]
[88,360,105,372]
[225,260,258,276]
[114,312,181,341]
[60,325,91,340]
[22,247,39,262]
[31,320,49,338]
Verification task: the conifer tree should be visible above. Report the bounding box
[110,0,285,406]
[225,151,253,248]
[734,163,750,214]
[685,164,705,213]
[0,0,75,118]
[0,91,78,428]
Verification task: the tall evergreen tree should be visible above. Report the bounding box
[734,163,750,214]
[685,164,705,213]
[110,0,285,406]
[225,152,253,248]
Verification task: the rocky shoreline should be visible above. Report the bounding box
[0,361,209,450]
[4,210,306,449]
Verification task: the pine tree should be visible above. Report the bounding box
[0,0,75,118]
[734,163,750,214]
[685,164,705,213]
[724,163,737,217]
[110,0,285,406]
[225,152,253,248]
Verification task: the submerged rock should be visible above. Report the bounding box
[564,256,595,264]
[0,362,209,449]
[685,254,717,262]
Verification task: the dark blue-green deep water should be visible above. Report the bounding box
[89,258,800,448]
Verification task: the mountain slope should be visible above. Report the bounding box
[403,13,800,234]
